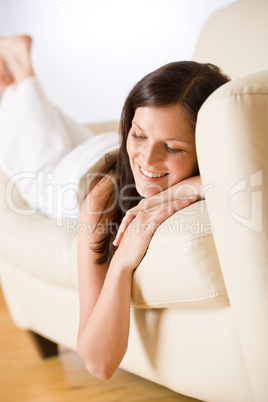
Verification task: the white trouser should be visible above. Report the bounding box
[0,77,119,221]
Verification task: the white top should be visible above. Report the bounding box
[0,77,120,221]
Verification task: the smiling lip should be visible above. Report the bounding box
[139,165,170,179]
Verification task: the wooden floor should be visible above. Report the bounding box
[0,288,201,402]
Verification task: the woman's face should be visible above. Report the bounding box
[126,105,198,197]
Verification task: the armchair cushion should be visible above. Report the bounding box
[132,201,229,308]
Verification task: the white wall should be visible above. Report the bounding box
[0,0,235,124]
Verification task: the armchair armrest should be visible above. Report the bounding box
[196,70,268,401]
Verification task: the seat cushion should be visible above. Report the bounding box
[0,171,78,289]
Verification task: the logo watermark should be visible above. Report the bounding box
[65,216,213,238]
[227,170,262,232]
[4,169,263,233]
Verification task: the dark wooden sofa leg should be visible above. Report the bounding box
[28,331,58,358]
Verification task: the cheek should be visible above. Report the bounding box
[126,136,135,161]
[171,154,198,181]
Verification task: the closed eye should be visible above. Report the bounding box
[165,145,184,154]
[131,132,185,153]
[131,132,146,140]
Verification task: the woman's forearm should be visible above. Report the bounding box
[166,175,204,201]
[77,262,133,380]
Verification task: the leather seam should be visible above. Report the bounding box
[131,288,228,308]
[148,233,213,250]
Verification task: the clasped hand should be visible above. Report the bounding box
[113,174,204,245]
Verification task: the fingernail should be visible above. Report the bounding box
[188,195,197,202]
[181,197,189,204]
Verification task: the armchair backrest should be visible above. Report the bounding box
[193,0,268,78]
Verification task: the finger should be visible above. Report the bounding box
[113,210,140,247]
[172,194,197,210]
[113,225,126,247]
[187,194,198,203]
[113,194,197,246]
[144,196,197,230]
[142,195,195,217]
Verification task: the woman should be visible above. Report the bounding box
[0,35,230,379]
[77,63,230,379]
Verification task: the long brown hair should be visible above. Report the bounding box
[88,61,230,264]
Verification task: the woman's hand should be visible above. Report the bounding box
[113,193,197,251]
[113,175,203,247]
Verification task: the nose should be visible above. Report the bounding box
[143,142,163,167]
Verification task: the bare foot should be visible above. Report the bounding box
[0,58,14,91]
[0,35,35,85]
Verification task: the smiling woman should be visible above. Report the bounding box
[76,61,230,379]
[127,106,198,197]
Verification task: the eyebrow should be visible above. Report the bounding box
[132,121,145,132]
[132,121,192,145]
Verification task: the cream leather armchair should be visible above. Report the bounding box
[0,1,267,401]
